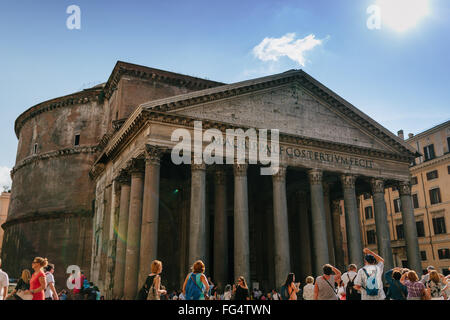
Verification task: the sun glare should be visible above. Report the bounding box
[376,0,431,32]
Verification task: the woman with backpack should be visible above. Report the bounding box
[281,273,300,300]
[136,260,167,300]
[182,260,210,300]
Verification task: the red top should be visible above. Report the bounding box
[72,274,86,294]
[30,270,45,300]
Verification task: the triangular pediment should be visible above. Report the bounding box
[139,70,416,158]
[172,83,394,153]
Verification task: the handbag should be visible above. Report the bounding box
[16,290,33,300]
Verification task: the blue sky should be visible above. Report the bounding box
[0,0,449,188]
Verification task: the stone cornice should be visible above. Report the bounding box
[410,153,450,172]
[99,109,414,167]
[14,88,103,139]
[103,61,224,99]
[2,209,93,229]
[11,145,99,178]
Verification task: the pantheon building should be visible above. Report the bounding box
[2,61,422,299]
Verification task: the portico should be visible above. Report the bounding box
[89,69,420,299]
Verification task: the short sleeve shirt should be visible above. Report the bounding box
[341,271,357,289]
[354,262,385,300]
[45,272,55,298]
[404,280,425,298]
[0,269,9,299]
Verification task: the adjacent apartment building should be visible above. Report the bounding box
[0,191,11,254]
[345,120,450,275]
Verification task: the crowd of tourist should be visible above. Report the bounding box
[1,247,449,301]
[0,257,104,300]
[137,248,450,301]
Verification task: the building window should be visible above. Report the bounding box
[416,221,425,237]
[433,217,447,235]
[365,206,374,219]
[367,230,376,244]
[396,224,404,240]
[394,198,402,213]
[411,177,418,185]
[33,143,38,154]
[74,134,80,146]
[438,248,450,260]
[426,170,439,181]
[429,188,442,205]
[420,251,427,261]
[412,194,419,209]
[423,144,436,161]
[447,137,450,154]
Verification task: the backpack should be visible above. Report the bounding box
[345,274,361,300]
[362,268,379,296]
[280,285,290,300]
[185,273,204,300]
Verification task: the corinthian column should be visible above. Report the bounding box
[308,169,329,276]
[112,170,131,300]
[323,182,336,265]
[189,163,207,265]
[370,178,394,271]
[123,158,145,300]
[341,174,364,267]
[233,163,250,282]
[272,165,291,287]
[398,181,422,276]
[138,145,163,288]
[213,167,228,290]
[331,200,345,271]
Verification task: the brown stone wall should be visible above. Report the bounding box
[1,214,92,291]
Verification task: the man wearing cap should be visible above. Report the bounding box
[354,248,385,300]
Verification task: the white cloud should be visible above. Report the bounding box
[252,33,324,67]
[0,166,12,191]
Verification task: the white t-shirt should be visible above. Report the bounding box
[302,283,315,300]
[44,272,55,299]
[0,269,9,300]
[354,262,385,300]
[341,271,358,289]
[272,292,280,300]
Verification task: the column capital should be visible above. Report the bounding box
[340,174,356,189]
[272,165,287,182]
[145,145,164,166]
[114,169,131,186]
[307,169,323,185]
[233,163,248,177]
[398,181,412,196]
[332,199,341,212]
[370,178,385,194]
[214,167,227,185]
[127,158,145,175]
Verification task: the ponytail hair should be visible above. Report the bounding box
[34,257,48,268]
